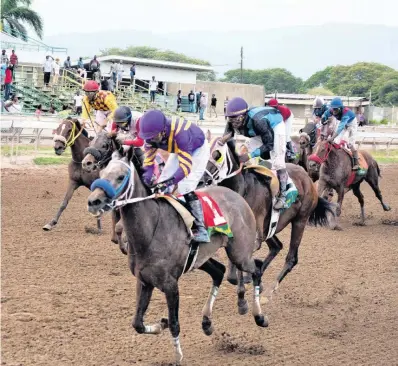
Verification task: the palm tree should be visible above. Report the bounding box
[1,0,43,40]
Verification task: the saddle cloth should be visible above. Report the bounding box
[244,164,298,210]
[161,191,233,238]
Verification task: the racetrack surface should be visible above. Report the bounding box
[2,165,398,365]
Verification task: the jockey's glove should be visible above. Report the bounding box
[152,179,173,194]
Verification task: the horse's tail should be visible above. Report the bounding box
[308,197,335,227]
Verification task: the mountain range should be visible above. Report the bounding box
[44,23,398,79]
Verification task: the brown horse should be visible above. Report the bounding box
[43,118,101,232]
[202,135,335,299]
[309,140,391,226]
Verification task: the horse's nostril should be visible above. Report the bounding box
[86,161,92,166]
[89,199,102,207]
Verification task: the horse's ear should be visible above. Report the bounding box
[72,119,81,129]
[212,150,221,161]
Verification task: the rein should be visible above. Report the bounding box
[308,142,333,165]
[53,120,86,148]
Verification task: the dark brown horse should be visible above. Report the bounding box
[309,140,391,226]
[43,118,101,232]
[202,135,335,299]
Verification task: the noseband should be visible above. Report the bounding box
[53,121,85,148]
[308,142,332,165]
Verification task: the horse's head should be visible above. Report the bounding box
[308,139,331,173]
[82,131,116,172]
[53,118,83,155]
[201,133,238,186]
[88,154,135,216]
[299,130,311,149]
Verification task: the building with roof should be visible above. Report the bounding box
[265,93,370,118]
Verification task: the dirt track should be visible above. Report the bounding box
[2,165,398,365]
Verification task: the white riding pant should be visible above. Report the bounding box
[285,113,294,143]
[246,122,286,170]
[159,140,210,195]
[334,118,358,149]
[96,110,112,130]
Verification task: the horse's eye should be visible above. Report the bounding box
[117,175,125,182]
[102,144,108,149]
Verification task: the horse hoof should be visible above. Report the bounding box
[254,314,269,328]
[353,221,366,226]
[42,223,53,231]
[383,205,391,212]
[160,318,169,330]
[333,225,343,231]
[227,277,238,286]
[238,300,249,315]
[111,237,118,244]
[202,316,213,336]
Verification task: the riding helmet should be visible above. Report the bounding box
[139,110,167,140]
[330,97,344,109]
[268,98,279,107]
[225,97,249,117]
[83,80,100,92]
[114,106,132,124]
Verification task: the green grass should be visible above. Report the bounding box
[370,149,398,164]
[1,145,71,157]
[33,157,71,165]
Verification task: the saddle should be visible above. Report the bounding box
[332,143,368,171]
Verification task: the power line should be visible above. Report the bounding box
[240,46,243,83]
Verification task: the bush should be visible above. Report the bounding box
[369,118,389,125]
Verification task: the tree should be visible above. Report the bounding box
[304,66,334,89]
[1,0,43,40]
[222,68,304,93]
[371,71,398,105]
[307,87,334,96]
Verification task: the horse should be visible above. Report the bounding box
[298,121,317,177]
[309,139,391,226]
[87,154,268,365]
[202,134,335,297]
[43,118,101,232]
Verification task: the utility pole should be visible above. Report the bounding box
[240,46,243,83]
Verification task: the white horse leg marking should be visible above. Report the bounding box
[202,285,219,318]
[252,285,262,317]
[172,336,183,365]
[144,322,166,335]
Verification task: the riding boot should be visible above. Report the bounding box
[274,168,288,210]
[351,150,359,171]
[184,192,210,243]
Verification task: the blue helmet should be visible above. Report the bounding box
[330,97,343,109]
[225,97,248,117]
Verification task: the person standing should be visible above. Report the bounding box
[9,50,18,80]
[176,90,182,112]
[43,56,53,87]
[199,93,207,120]
[149,76,158,103]
[73,90,83,115]
[4,65,13,101]
[209,93,217,118]
[130,63,136,85]
[53,58,60,85]
[109,61,116,84]
[1,50,9,65]
[224,96,229,121]
[77,57,84,70]
[63,56,72,69]
[188,90,195,113]
[196,91,201,113]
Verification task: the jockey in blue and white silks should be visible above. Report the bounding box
[321,97,359,170]
[139,110,210,242]
[224,97,289,210]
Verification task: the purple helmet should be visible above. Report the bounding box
[139,110,167,140]
[225,97,248,117]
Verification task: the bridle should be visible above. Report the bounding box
[53,120,85,148]
[308,142,333,165]
[83,138,115,169]
[205,139,243,185]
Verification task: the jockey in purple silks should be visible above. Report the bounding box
[139,110,210,243]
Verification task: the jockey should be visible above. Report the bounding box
[268,98,296,161]
[139,110,210,243]
[81,80,118,131]
[225,97,289,210]
[312,96,329,121]
[322,97,359,170]
[110,106,144,148]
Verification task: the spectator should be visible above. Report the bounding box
[176,90,182,111]
[35,104,43,120]
[1,63,6,88]
[53,58,60,85]
[196,90,202,113]
[110,61,116,83]
[4,64,12,101]
[199,93,207,120]
[1,50,9,65]
[63,56,72,69]
[116,60,124,89]
[90,55,100,71]
[224,96,229,121]
[4,96,21,113]
[49,104,57,114]
[107,77,115,92]
[74,90,83,115]
[188,90,195,113]
[130,63,136,84]
[100,78,109,91]
[149,76,158,103]
[10,50,18,80]
[77,57,84,70]
[43,56,53,86]
[206,129,212,142]
[209,93,217,118]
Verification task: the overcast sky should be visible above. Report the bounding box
[33,0,397,36]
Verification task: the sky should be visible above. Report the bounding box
[32,0,398,37]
